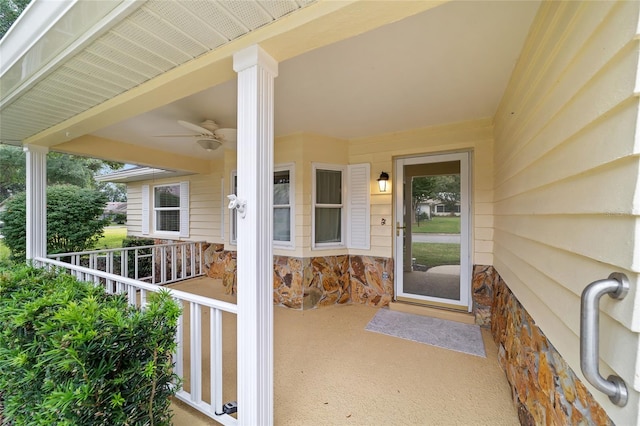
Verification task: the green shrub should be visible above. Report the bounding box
[0,185,110,259]
[0,265,181,425]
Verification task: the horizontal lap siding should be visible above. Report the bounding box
[126,185,142,235]
[126,173,221,242]
[350,119,494,262]
[492,1,640,423]
[189,174,219,242]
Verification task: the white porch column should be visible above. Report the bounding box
[233,45,278,425]
[24,144,48,260]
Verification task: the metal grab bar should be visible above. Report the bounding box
[580,272,629,407]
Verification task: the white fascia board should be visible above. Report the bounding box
[0,0,75,75]
[95,167,195,183]
[0,0,143,108]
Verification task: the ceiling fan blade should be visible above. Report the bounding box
[178,120,213,136]
[153,134,197,138]
[214,128,237,142]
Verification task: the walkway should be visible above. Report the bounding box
[411,233,461,244]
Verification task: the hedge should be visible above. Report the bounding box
[0,265,181,425]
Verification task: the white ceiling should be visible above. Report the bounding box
[93,1,540,158]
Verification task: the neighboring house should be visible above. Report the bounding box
[416,200,461,219]
[1,1,639,425]
[102,201,127,223]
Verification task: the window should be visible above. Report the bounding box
[313,164,345,247]
[230,165,295,247]
[274,165,294,248]
[154,184,181,232]
[436,204,460,213]
[142,182,189,237]
[312,163,370,250]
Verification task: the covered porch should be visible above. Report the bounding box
[2,0,639,424]
[168,276,517,425]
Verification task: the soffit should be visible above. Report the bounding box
[92,0,541,152]
[0,0,314,145]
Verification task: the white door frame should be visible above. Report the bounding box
[394,151,472,311]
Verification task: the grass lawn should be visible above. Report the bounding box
[94,226,127,249]
[412,242,460,267]
[412,216,460,234]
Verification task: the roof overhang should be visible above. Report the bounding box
[95,166,194,183]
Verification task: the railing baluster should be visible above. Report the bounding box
[108,252,113,275]
[135,248,140,281]
[172,245,177,282]
[161,246,167,284]
[212,308,223,415]
[121,249,127,278]
[174,307,184,381]
[140,289,146,308]
[181,244,186,279]
[190,302,202,404]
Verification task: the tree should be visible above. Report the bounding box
[97,181,127,202]
[0,0,30,40]
[434,175,461,215]
[0,145,25,201]
[411,174,461,223]
[0,145,124,203]
[0,185,109,258]
[411,177,437,226]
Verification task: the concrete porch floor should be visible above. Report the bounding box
[168,277,518,425]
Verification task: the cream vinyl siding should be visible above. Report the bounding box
[300,133,349,258]
[349,118,493,260]
[492,1,640,423]
[126,185,142,235]
[128,172,222,242]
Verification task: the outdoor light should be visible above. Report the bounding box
[377,171,389,192]
[197,139,222,152]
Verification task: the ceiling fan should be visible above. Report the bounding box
[155,119,237,151]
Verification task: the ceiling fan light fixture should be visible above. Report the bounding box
[197,138,222,152]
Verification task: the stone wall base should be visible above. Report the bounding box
[204,244,394,310]
[483,265,613,425]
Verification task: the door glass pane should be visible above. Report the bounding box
[403,171,461,301]
[315,207,341,243]
[274,207,290,241]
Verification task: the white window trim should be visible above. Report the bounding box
[312,162,347,249]
[151,182,189,237]
[231,165,296,248]
[274,163,295,250]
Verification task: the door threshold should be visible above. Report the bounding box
[390,300,475,325]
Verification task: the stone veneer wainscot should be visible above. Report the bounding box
[203,245,613,424]
[473,265,613,426]
[204,244,393,309]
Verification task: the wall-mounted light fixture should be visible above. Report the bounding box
[377,171,389,192]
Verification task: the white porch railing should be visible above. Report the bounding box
[48,241,206,285]
[34,256,238,425]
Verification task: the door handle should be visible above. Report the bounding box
[396,222,406,236]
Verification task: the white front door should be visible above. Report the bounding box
[394,152,472,311]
